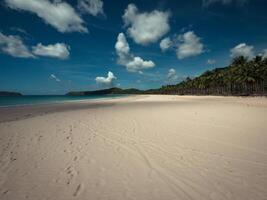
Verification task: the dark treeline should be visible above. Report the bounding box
[155,56,267,96]
[0,91,22,96]
[67,87,144,96]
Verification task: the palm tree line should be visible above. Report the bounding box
[156,56,267,96]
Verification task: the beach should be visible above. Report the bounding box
[0,95,267,200]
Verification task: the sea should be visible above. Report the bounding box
[0,95,128,107]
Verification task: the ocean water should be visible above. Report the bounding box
[0,95,128,107]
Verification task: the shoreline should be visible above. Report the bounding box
[0,95,266,123]
[0,95,140,123]
[0,94,131,108]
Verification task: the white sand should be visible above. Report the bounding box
[0,95,267,200]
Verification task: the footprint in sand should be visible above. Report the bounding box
[73,184,82,197]
[73,156,78,161]
[65,166,77,185]
[2,189,9,196]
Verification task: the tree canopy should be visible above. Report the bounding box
[157,56,267,95]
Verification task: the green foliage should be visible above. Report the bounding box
[157,56,267,95]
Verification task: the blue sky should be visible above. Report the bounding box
[0,0,267,94]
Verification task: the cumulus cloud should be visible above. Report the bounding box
[115,33,131,66]
[167,68,178,82]
[115,33,155,72]
[0,32,71,59]
[78,0,104,16]
[5,0,87,33]
[207,59,216,64]
[50,74,61,82]
[122,4,170,45]
[230,43,254,59]
[176,31,204,59]
[0,32,34,58]
[126,57,155,72]
[32,43,70,59]
[160,37,172,52]
[202,0,248,7]
[95,71,116,87]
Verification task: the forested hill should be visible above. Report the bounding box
[0,91,22,96]
[66,87,143,96]
[157,56,267,95]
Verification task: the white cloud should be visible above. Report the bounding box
[115,32,131,66]
[10,27,28,35]
[95,71,116,86]
[0,32,34,58]
[123,4,170,45]
[126,57,155,72]
[262,49,267,59]
[115,33,155,72]
[176,31,204,59]
[78,0,104,16]
[32,43,70,59]
[207,59,216,64]
[167,68,178,82]
[202,0,248,7]
[0,32,71,59]
[230,43,254,59]
[50,74,61,82]
[5,0,87,33]
[160,37,172,52]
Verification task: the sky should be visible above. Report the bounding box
[0,0,267,95]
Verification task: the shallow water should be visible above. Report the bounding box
[0,94,128,107]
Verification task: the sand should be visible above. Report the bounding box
[0,95,267,200]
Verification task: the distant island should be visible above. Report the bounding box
[0,91,22,96]
[66,87,144,96]
[67,56,267,96]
